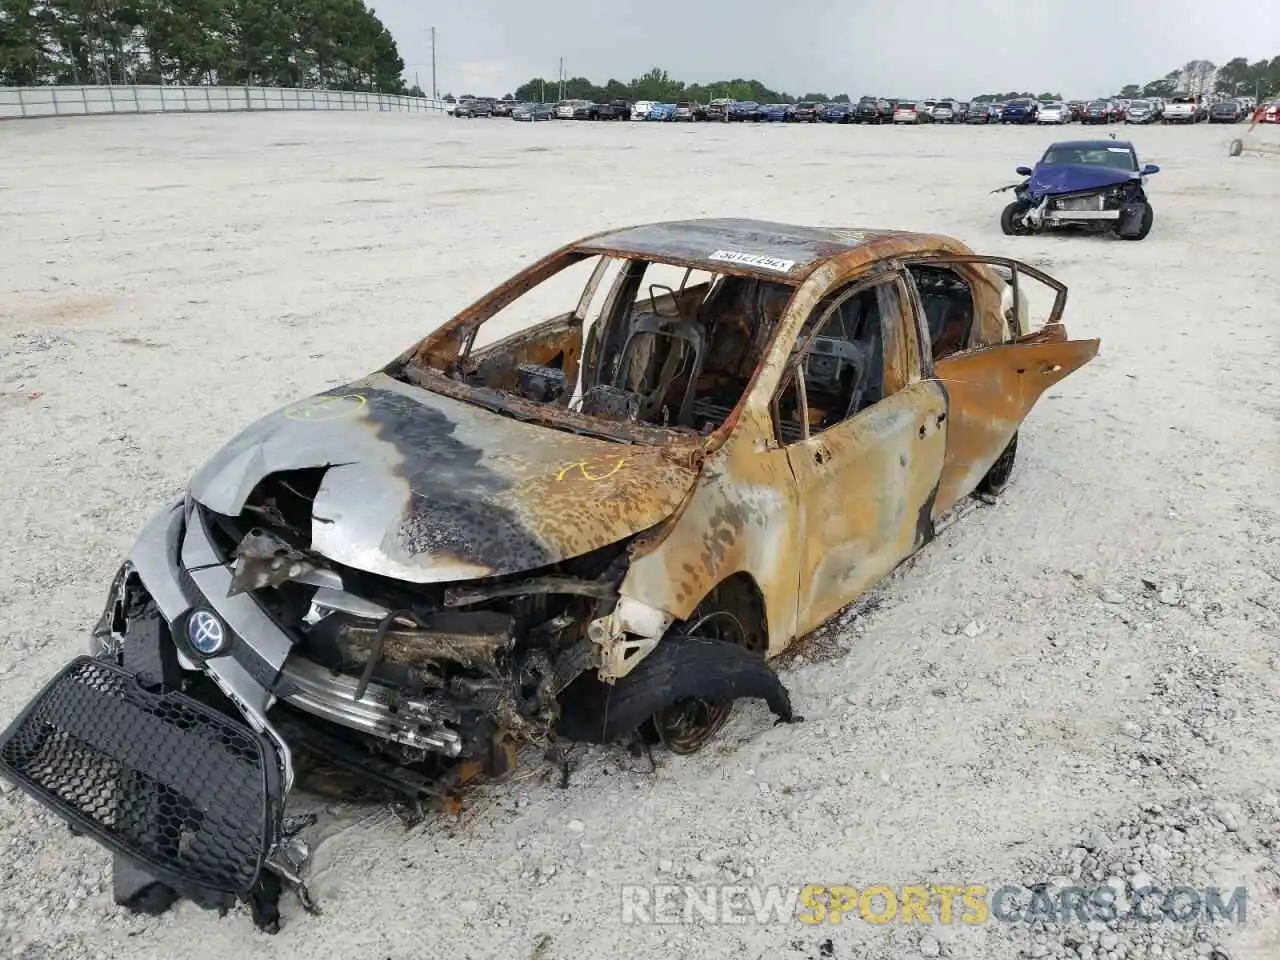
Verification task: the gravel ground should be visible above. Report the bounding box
[0,112,1276,960]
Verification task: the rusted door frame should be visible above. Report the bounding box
[897,253,1069,336]
[761,267,902,449]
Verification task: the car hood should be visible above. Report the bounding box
[188,373,699,584]
[1029,162,1135,195]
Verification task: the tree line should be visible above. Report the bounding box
[507,67,852,105]
[1112,57,1280,101]
[971,92,1063,103]
[0,0,406,91]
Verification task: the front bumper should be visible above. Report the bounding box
[0,495,485,900]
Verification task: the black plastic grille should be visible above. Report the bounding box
[0,656,275,894]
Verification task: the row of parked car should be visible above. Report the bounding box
[1025,95,1259,125]
[892,95,1263,125]
[451,93,1278,126]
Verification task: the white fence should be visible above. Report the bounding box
[0,84,448,121]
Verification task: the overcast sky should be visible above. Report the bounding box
[372,0,1277,100]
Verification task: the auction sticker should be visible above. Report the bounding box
[284,393,367,421]
[709,250,797,273]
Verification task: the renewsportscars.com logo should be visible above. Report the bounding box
[619,883,1248,926]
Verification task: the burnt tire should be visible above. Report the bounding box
[976,432,1017,496]
[1117,202,1154,241]
[555,637,794,750]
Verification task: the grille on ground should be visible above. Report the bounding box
[0,656,277,895]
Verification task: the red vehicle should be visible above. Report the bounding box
[1258,101,1280,124]
[1107,101,1125,122]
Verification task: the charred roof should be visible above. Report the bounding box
[573,218,933,281]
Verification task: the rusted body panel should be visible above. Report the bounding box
[620,405,804,653]
[575,220,912,280]
[610,231,1026,660]
[786,380,948,636]
[930,337,1099,514]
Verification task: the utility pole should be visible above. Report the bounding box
[558,57,564,101]
[431,27,437,99]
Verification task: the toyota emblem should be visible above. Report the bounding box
[188,610,228,656]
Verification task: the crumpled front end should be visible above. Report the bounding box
[1015,165,1150,235]
[0,487,638,928]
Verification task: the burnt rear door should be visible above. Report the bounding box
[930,337,1099,511]
[900,253,1099,515]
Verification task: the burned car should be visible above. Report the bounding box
[0,220,1098,930]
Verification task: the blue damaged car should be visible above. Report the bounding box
[995,139,1160,241]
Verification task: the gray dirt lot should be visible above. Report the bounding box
[0,112,1277,960]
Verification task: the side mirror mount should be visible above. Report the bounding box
[1141,163,1160,175]
[1016,166,1033,177]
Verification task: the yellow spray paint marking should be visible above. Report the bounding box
[284,393,367,421]
[555,458,625,482]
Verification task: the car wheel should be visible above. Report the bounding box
[976,433,1018,496]
[1118,202,1154,241]
[555,600,791,755]
[1001,202,1029,236]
